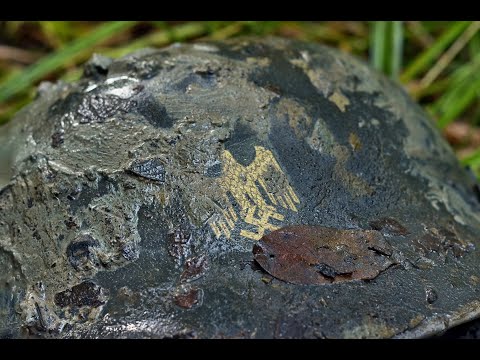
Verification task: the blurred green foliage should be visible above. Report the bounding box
[0,21,479,177]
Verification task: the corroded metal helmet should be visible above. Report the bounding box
[1,37,480,339]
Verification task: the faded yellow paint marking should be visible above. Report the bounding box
[283,193,298,212]
[227,205,238,222]
[276,194,288,208]
[287,186,300,203]
[210,221,221,238]
[222,208,235,228]
[258,178,278,205]
[218,220,232,239]
[246,57,271,67]
[329,91,350,112]
[209,146,300,241]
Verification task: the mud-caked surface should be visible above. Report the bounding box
[1,37,480,338]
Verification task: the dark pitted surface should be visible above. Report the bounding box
[1,37,480,338]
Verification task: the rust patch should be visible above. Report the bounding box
[470,275,480,286]
[307,119,373,197]
[333,145,374,197]
[168,229,192,266]
[414,226,471,259]
[369,218,409,236]
[276,97,312,139]
[409,314,425,329]
[253,225,394,285]
[348,133,362,151]
[174,288,202,309]
[181,255,208,282]
[416,233,441,253]
[54,281,106,308]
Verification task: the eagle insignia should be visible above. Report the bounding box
[209,146,300,241]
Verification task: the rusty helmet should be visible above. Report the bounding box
[1,37,480,338]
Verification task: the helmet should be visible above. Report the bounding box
[1,37,480,338]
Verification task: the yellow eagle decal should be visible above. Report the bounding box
[209,146,300,241]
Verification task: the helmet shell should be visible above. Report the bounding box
[1,37,480,338]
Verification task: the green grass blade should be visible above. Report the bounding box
[460,147,480,169]
[104,22,209,58]
[430,59,480,112]
[400,21,471,83]
[429,48,480,128]
[391,21,404,78]
[469,32,480,58]
[371,21,386,72]
[0,21,137,104]
[405,21,434,48]
[370,21,403,78]
[207,22,247,40]
[435,71,480,129]
[419,21,480,89]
